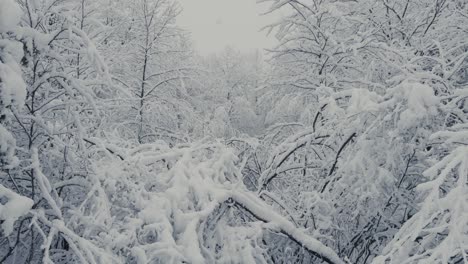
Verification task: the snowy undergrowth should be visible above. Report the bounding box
[375,126,468,264]
[33,141,342,263]
[1,0,467,263]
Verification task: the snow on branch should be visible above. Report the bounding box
[90,141,344,263]
[0,184,33,236]
[231,192,345,264]
[375,128,468,264]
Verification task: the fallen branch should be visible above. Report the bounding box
[231,191,345,264]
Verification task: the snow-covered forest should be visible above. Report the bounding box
[0,0,467,263]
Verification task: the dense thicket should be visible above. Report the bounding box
[0,0,467,263]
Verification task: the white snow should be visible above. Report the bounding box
[391,81,439,129]
[347,88,381,114]
[0,126,19,168]
[0,61,26,108]
[1,0,467,263]
[0,0,22,33]
[231,191,345,264]
[0,184,34,236]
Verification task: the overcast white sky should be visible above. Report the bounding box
[177,0,278,54]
